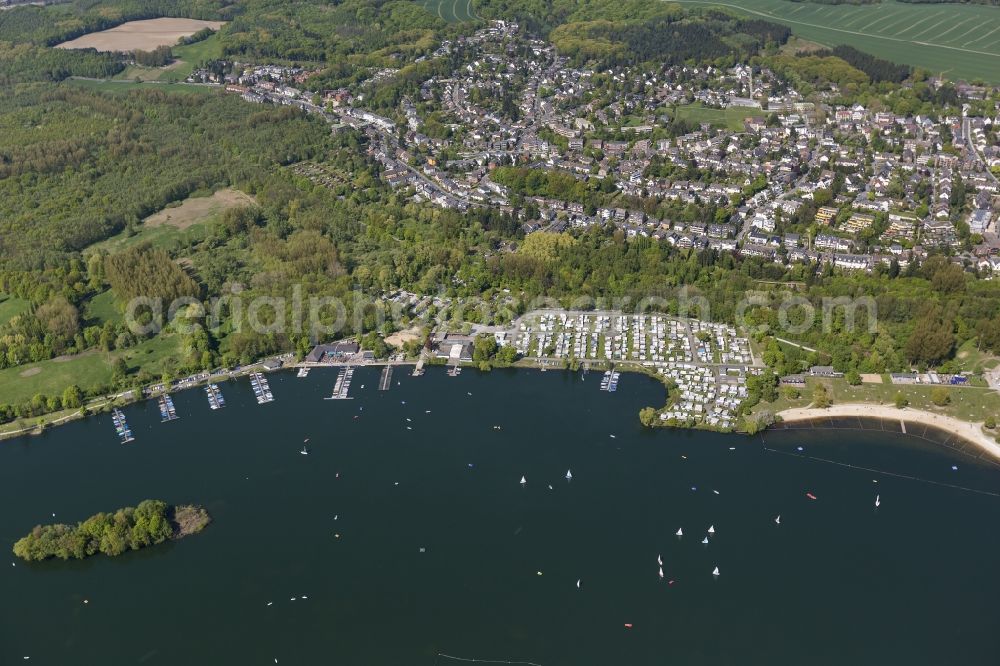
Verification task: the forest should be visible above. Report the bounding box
[550,12,790,67]
[818,45,911,85]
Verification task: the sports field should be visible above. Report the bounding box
[415,0,479,21]
[672,0,1000,83]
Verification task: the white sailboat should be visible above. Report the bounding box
[675,528,683,537]
[576,579,581,589]
[707,525,715,535]
[565,469,573,480]
[775,515,781,525]
[300,446,309,456]
[657,554,663,566]
[658,567,664,580]
[520,476,527,486]
[875,494,881,508]
[702,536,709,545]
[712,566,720,577]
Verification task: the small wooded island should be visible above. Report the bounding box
[12,499,210,562]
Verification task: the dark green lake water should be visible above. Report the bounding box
[2,367,1000,665]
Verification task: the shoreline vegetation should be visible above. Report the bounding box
[775,403,1000,462]
[2,356,998,464]
[12,500,210,562]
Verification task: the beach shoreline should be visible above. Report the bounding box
[775,403,1000,462]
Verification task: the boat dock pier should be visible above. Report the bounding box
[412,358,425,377]
[112,408,135,444]
[158,394,179,422]
[205,383,226,410]
[599,370,620,392]
[250,372,275,404]
[296,367,310,378]
[379,366,393,391]
[326,366,354,399]
[447,365,462,377]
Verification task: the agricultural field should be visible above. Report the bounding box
[55,18,226,52]
[673,0,1000,83]
[415,0,480,22]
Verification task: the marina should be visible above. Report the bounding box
[326,367,354,400]
[4,367,1000,665]
[205,383,226,410]
[250,372,275,404]
[600,370,621,392]
[158,394,179,422]
[111,407,134,444]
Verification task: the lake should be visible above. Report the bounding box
[2,366,1000,665]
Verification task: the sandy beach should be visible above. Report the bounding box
[776,403,1000,462]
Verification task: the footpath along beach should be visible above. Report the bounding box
[776,403,1000,462]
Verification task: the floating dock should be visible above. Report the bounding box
[158,394,179,422]
[378,365,393,391]
[296,367,310,378]
[112,408,135,444]
[599,370,620,392]
[250,372,275,404]
[205,383,226,410]
[325,366,354,400]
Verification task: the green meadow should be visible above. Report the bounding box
[672,0,1000,83]
[0,294,29,327]
[672,103,752,130]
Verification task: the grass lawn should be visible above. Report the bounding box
[0,330,182,407]
[88,218,216,254]
[0,294,29,327]
[82,290,122,327]
[162,33,223,81]
[671,103,750,131]
[754,376,1000,424]
[954,338,1000,374]
[122,333,184,376]
[87,189,251,254]
[0,352,113,406]
[672,0,1000,83]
